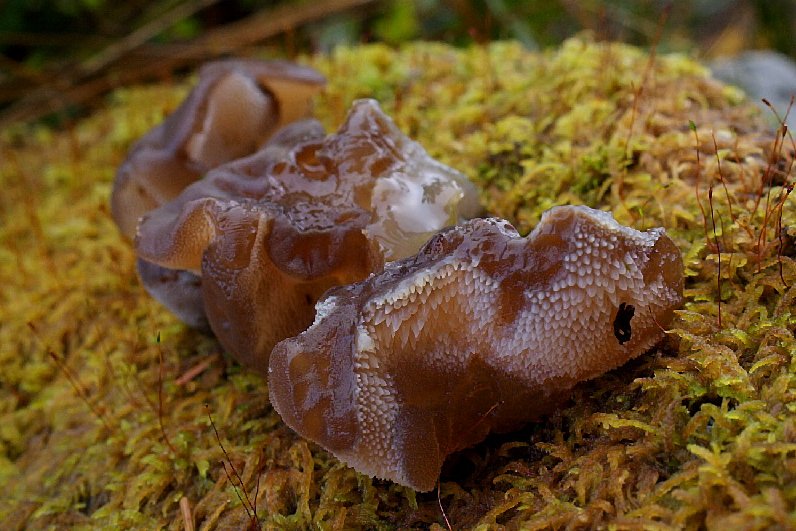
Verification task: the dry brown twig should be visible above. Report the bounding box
[0,0,379,127]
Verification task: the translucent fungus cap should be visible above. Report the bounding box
[134,99,480,372]
[111,59,326,240]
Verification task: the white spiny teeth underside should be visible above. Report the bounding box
[366,260,465,324]
[331,208,682,491]
[351,256,496,475]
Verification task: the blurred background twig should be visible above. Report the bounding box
[1,0,794,128]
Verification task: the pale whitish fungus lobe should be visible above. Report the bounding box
[134,99,479,373]
[268,205,684,491]
[111,58,326,240]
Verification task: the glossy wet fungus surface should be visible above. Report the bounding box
[122,56,683,492]
[3,39,796,529]
[111,59,326,240]
[111,59,325,329]
[133,98,479,373]
[270,206,684,491]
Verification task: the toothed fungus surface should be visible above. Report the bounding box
[2,39,796,529]
[269,206,684,491]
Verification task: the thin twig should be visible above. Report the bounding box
[175,356,215,386]
[80,0,221,78]
[180,496,195,531]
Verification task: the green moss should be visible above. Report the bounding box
[2,37,796,529]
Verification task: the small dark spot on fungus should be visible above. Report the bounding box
[613,302,635,344]
[268,206,684,491]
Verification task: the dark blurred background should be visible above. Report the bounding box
[1,0,794,126]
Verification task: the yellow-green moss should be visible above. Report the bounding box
[2,38,795,529]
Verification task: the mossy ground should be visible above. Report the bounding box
[2,38,796,529]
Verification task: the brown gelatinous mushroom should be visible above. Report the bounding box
[135,99,480,373]
[111,58,326,240]
[268,206,684,492]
